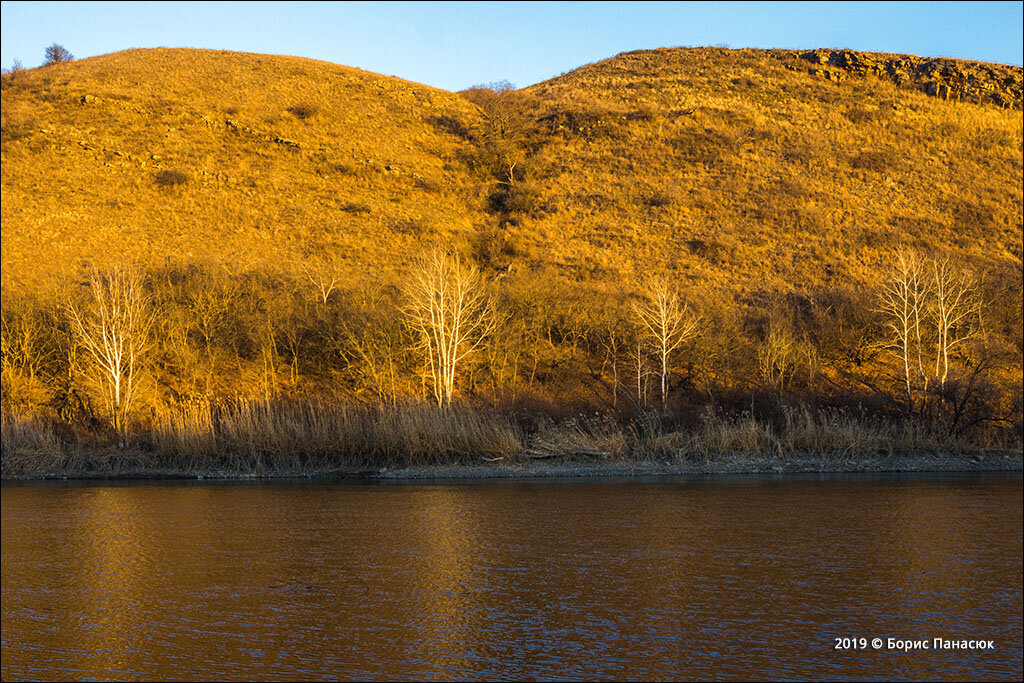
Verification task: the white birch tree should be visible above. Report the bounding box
[632,275,698,408]
[931,256,981,389]
[878,247,928,409]
[878,248,983,411]
[402,249,493,409]
[65,267,152,435]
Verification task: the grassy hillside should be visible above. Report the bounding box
[509,47,1022,289]
[3,47,1021,291]
[1,48,489,291]
[2,46,1022,446]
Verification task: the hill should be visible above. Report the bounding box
[510,47,1021,289]
[1,46,1021,431]
[1,48,490,291]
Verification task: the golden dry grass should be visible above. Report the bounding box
[2,404,1007,479]
[3,47,1019,294]
[516,48,1022,290]
[1,46,1021,444]
[1,48,489,292]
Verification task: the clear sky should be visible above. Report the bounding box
[1,1,1021,90]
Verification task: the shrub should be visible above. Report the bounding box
[625,106,656,121]
[424,114,473,140]
[538,108,621,140]
[643,188,678,208]
[844,106,889,124]
[972,127,1016,152]
[950,199,995,237]
[1,60,24,90]
[338,202,370,214]
[686,237,733,263]
[488,183,542,216]
[392,218,429,235]
[286,103,318,120]
[670,127,732,166]
[473,227,521,270]
[850,150,896,172]
[154,169,189,187]
[1,114,35,143]
[413,175,440,192]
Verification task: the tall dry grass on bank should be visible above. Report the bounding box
[637,407,1007,462]
[2,404,1016,478]
[152,401,522,471]
[1,403,522,477]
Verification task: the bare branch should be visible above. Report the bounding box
[64,266,152,434]
[632,274,698,407]
[401,249,493,408]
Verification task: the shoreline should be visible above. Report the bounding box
[3,450,1021,483]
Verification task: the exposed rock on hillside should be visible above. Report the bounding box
[795,49,1023,108]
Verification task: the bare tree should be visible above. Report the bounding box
[402,249,493,408]
[44,44,73,65]
[0,303,55,415]
[632,337,650,408]
[301,259,339,304]
[878,247,985,411]
[931,256,980,388]
[758,325,798,391]
[594,310,630,408]
[463,81,530,186]
[878,247,929,408]
[1,304,51,383]
[65,267,152,434]
[1,59,24,87]
[632,275,698,407]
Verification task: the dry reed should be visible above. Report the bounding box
[3,403,1013,479]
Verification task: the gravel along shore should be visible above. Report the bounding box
[10,450,1018,483]
[372,450,1023,481]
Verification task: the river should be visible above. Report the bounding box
[2,473,1021,680]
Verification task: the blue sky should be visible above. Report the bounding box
[1,1,1021,90]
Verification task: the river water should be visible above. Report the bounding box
[2,473,1022,681]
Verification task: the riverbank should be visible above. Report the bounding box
[3,449,1020,482]
[374,450,1024,481]
[4,404,1020,481]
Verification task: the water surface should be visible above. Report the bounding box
[2,473,1022,680]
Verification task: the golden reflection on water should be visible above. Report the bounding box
[408,487,487,674]
[2,475,1022,681]
[77,487,148,677]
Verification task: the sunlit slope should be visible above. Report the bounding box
[1,48,488,291]
[2,46,1022,301]
[513,47,1022,294]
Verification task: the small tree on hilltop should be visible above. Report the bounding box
[462,81,530,186]
[44,44,73,65]
[2,59,24,83]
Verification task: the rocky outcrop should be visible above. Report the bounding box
[224,118,302,149]
[795,49,1022,109]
